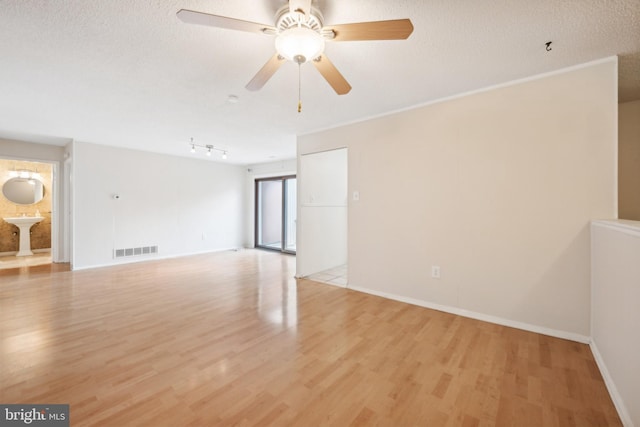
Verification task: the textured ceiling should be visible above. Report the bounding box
[0,0,638,164]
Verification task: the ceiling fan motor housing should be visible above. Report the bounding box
[275,5,324,32]
[274,6,326,63]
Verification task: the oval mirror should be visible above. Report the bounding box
[2,177,45,205]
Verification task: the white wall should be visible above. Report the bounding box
[298,58,617,338]
[619,100,640,220]
[297,148,348,278]
[243,159,296,248]
[591,220,640,427]
[0,138,68,262]
[72,142,245,269]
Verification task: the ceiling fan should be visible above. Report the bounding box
[177,0,413,105]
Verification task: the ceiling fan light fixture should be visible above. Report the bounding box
[275,27,325,63]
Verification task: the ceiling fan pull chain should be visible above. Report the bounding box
[298,61,302,113]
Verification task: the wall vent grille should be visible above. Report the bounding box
[114,246,158,259]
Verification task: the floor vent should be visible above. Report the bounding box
[114,246,158,259]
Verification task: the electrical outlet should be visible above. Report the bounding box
[431,266,441,279]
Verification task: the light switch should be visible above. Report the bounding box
[353,191,360,201]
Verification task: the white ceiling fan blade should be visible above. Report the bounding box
[246,54,286,91]
[177,9,275,34]
[289,0,312,16]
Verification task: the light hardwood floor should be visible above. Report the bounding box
[0,252,52,269]
[0,250,621,426]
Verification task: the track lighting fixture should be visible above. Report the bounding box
[187,137,229,160]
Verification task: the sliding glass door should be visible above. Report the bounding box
[255,176,296,254]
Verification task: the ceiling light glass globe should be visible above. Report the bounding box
[275,27,325,63]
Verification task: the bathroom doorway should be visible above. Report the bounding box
[0,158,56,269]
[255,175,297,254]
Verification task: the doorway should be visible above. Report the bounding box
[255,175,296,254]
[296,148,348,284]
[0,158,56,268]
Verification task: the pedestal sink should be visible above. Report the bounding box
[3,216,44,256]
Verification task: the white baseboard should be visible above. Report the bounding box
[347,285,591,344]
[590,341,634,427]
[71,247,241,271]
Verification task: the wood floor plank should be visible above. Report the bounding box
[0,250,622,426]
